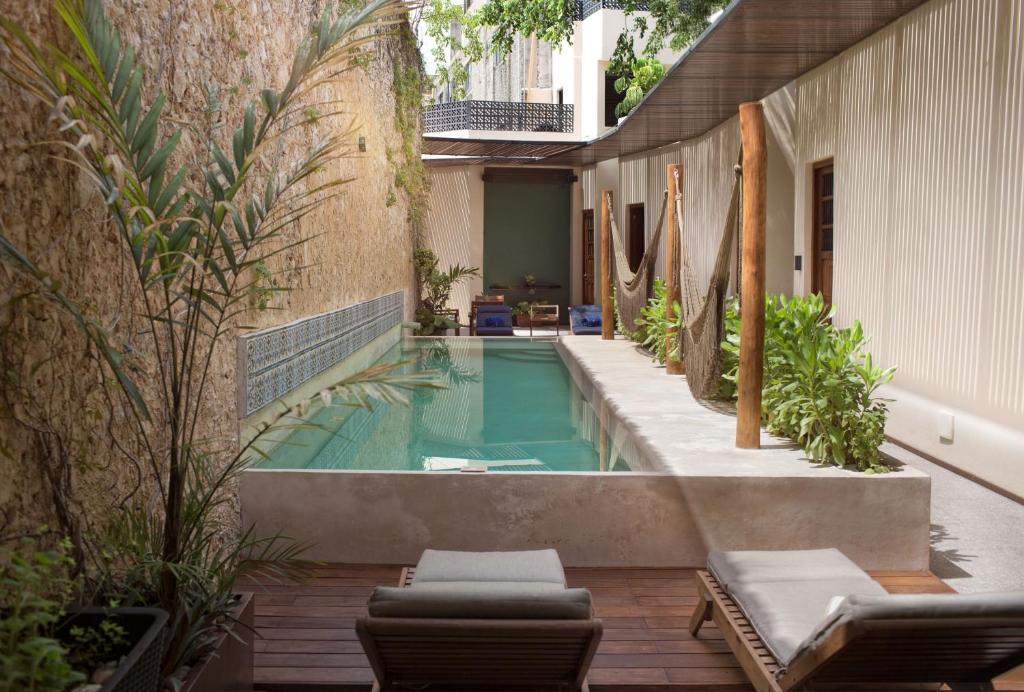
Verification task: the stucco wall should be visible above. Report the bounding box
[0,1,421,539]
[792,0,1024,495]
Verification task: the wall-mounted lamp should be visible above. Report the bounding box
[358,136,367,152]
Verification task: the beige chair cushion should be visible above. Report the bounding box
[368,584,592,619]
[368,549,592,620]
[790,591,1024,665]
[413,549,567,587]
[708,549,886,666]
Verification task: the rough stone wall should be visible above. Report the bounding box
[0,0,421,542]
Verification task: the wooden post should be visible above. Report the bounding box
[736,102,767,449]
[665,164,684,375]
[600,190,614,340]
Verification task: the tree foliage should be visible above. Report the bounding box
[424,0,729,105]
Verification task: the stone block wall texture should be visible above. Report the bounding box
[0,0,421,540]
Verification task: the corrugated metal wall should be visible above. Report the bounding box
[796,0,1024,429]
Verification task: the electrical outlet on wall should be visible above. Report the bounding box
[936,411,955,443]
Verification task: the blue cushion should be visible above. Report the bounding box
[581,317,600,327]
[477,304,511,315]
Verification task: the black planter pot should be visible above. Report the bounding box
[59,607,168,692]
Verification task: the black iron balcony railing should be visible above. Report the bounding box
[424,100,575,134]
[573,0,649,21]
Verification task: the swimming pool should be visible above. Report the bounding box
[257,337,636,472]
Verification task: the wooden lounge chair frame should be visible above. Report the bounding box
[690,569,1024,692]
[356,567,603,692]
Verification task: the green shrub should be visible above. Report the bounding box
[413,247,479,335]
[720,294,895,472]
[634,278,670,364]
[0,538,85,692]
[612,287,641,341]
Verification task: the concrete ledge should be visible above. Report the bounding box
[240,336,931,570]
[241,467,929,569]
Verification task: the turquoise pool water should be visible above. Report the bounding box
[258,338,633,472]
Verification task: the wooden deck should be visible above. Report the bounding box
[241,564,1022,692]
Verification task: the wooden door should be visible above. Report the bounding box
[812,161,834,307]
[582,210,595,304]
[627,203,645,272]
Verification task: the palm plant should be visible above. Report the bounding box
[412,247,478,334]
[0,0,432,680]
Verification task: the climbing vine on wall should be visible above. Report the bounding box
[387,26,430,237]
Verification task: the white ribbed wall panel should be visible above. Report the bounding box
[581,166,597,211]
[795,0,1024,430]
[422,166,485,322]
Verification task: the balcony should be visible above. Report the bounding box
[424,100,575,134]
[574,0,649,21]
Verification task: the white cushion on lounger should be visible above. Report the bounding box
[367,584,592,619]
[412,549,567,587]
[708,549,887,666]
[789,591,1024,665]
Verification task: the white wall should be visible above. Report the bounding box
[422,166,485,322]
[792,0,1024,497]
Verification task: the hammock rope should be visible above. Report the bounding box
[675,161,743,400]
[608,190,668,332]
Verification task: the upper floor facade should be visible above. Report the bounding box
[425,0,679,142]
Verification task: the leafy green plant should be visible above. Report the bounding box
[424,0,725,102]
[0,538,85,692]
[66,617,128,674]
[720,294,895,472]
[250,260,280,310]
[634,278,677,364]
[413,247,478,335]
[0,0,427,682]
[612,56,665,118]
[612,287,640,341]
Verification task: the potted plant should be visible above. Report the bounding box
[0,1,435,689]
[512,301,534,327]
[413,247,479,335]
[0,538,168,692]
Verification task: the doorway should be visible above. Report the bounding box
[627,203,645,272]
[812,160,834,307]
[582,210,595,304]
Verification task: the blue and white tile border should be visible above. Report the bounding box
[237,291,405,417]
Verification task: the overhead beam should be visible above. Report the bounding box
[736,102,767,450]
[601,190,614,340]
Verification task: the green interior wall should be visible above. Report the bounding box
[483,181,571,322]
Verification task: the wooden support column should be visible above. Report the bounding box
[736,102,767,449]
[601,190,614,340]
[665,164,684,375]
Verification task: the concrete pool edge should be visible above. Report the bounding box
[240,335,931,569]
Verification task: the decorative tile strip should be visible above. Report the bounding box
[238,291,404,416]
[424,100,574,134]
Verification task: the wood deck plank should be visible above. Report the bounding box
[251,564,958,692]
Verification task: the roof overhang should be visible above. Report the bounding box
[423,0,930,167]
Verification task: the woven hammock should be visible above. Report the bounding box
[608,190,668,332]
[675,164,743,400]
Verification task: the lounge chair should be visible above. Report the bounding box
[569,305,602,335]
[689,548,1024,691]
[357,549,602,691]
[473,303,514,336]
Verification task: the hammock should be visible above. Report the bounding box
[674,163,743,400]
[608,190,668,332]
